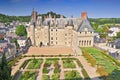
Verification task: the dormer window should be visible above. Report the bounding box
[84,27,88,32]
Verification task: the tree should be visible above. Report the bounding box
[11,38,19,49]
[15,25,27,37]
[116,32,120,39]
[0,54,11,80]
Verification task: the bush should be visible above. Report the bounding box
[97,67,108,76]
[82,51,96,67]
[46,58,59,60]
[76,59,83,68]
[54,68,60,73]
[52,73,60,80]
[20,71,37,80]
[27,59,43,69]
[64,70,82,80]
[63,60,76,68]
[43,67,49,73]
[42,75,49,80]
[101,51,120,66]
[82,69,90,80]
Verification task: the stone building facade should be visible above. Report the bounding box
[27,10,94,48]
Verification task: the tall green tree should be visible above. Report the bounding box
[11,38,19,49]
[0,54,11,80]
[15,25,27,37]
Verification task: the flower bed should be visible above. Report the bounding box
[27,58,43,69]
[20,71,38,80]
[62,59,76,68]
[64,70,82,80]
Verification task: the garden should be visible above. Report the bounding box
[27,58,43,69]
[81,47,120,80]
[12,57,89,80]
[62,58,76,68]
[64,70,82,80]
[42,58,60,80]
[20,71,38,80]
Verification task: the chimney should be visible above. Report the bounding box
[60,15,64,18]
[54,15,56,19]
[81,12,87,19]
[49,14,52,18]
[44,16,47,21]
[32,8,38,23]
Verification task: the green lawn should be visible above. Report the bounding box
[27,59,43,69]
[81,47,120,80]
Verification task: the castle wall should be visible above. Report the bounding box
[77,32,94,47]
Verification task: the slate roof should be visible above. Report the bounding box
[77,19,94,32]
[108,30,114,34]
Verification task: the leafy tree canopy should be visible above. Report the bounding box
[15,25,27,37]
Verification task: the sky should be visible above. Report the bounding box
[0,0,120,18]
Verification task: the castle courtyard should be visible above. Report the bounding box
[25,46,74,55]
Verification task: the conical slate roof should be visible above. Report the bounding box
[77,19,94,32]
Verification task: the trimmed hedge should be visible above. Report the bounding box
[42,75,49,80]
[43,67,49,73]
[82,51,96,67]
[19,59,30,69]
[46,58,59,60]
[54,67,61,73]
[82,69,91,80]
[101,51,120,66]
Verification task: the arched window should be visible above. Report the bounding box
[89,40,91,45]
[79,41,81,45]
[84,41,86,46]
[82,41,83,46]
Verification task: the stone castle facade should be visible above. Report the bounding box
[27,10,94,48]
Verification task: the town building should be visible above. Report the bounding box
[0,40,16,59]
[108,27,120,37]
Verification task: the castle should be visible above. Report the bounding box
[27,10,94,49]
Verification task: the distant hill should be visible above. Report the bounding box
[0,14,30,23]
[39,11,65,18]
[89,18,120,25]
[0,11,65,23]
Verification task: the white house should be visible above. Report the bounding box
[108,30,117,37]
[108,27,120,37]
[17,37,27,47]
[109,27,120,33]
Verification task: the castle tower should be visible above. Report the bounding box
[29,9,37,46]
[29,24,35,46]
[31,8,38,25]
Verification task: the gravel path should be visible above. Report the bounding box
[77,56,101,80]
[36,58,45,80]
